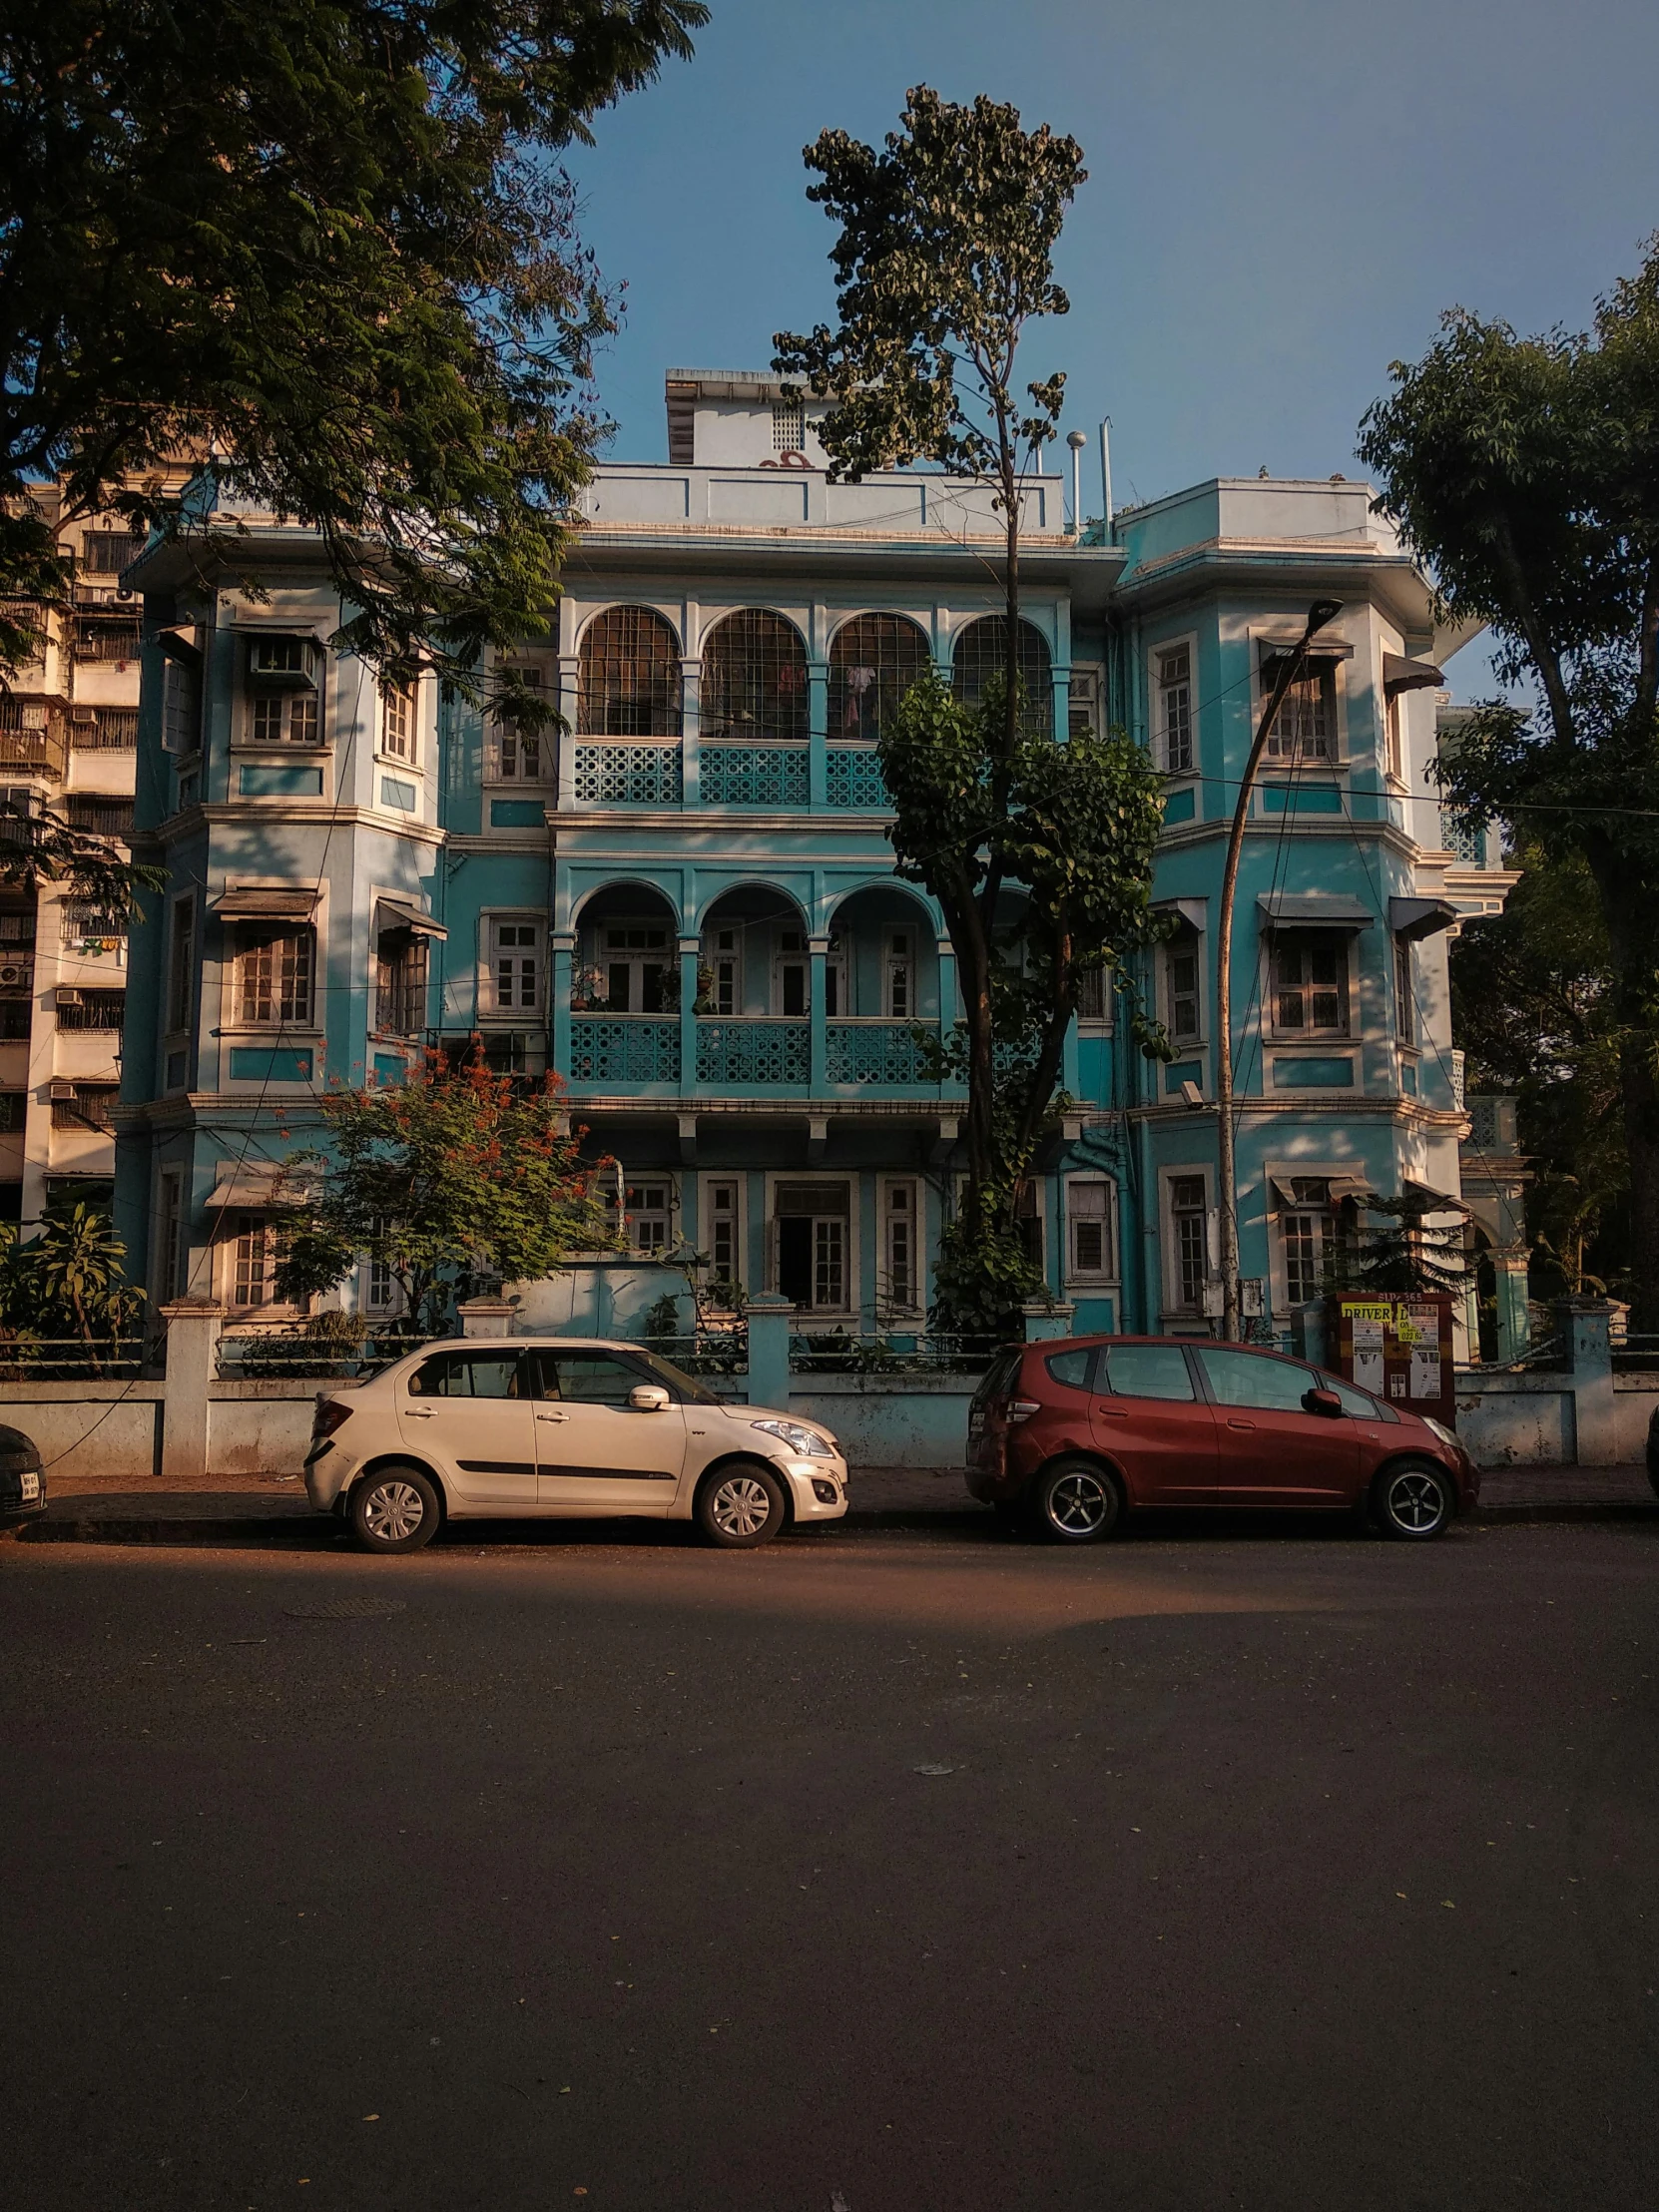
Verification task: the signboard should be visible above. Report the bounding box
[1330,1295,1456,1427]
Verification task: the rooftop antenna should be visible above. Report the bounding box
[1065,429,1087,535]
[1099,418,1114,539]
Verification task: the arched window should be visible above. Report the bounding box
[700,611,808,742]
[951,615,1053,735]
[829,614,931,743]
[578,607,682,738]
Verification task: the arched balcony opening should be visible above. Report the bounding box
[829,613,930,741]
[699,611,809,806]
[567,881,682,1089]
[822,883,943,1090]
[951,614,1053,736]
[574,606,683,808]
[695,885,813,1089]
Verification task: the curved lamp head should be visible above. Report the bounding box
[1307,598,1345,636]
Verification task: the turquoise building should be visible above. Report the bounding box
[115,368,1514,1344]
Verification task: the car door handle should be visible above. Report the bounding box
[536,1410,570,1423]
[1226,1416,1256,1431]
[1096,1403,1129,1419]
[405,1407,433,1419]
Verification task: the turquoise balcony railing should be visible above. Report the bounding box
[826,1020,933,1085]
[699,743,809,808]
[568,1014,680,1085]
[572,744,682,806]
[696,1018,811,1085]
[826,745,889,809]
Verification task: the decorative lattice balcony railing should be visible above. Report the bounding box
[696,1018,811,1085]
[1439,810,1488,867]
[572,744,682,806]
[825,746,890,810]
[568,1015,680,1085]
[699,743,809,809]
[826,1021,934,1086]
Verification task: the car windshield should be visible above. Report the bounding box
[625,1346,722,1406]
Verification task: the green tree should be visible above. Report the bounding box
[1359,237,1659,1323]
[880,668,1168,1335]
[1449,834,1627,1298]
[0,0,705,707]
[273,1050,620,1330]
[1332,1194,1474,1300]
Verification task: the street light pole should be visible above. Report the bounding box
[1214,597,1345,1342]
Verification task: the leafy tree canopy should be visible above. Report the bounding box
[0,0,706,698]
[273,1050,620,1331]
[1359,236,1659,1321]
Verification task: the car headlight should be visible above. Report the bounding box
[750,1417,833,1459]
[1423,1417,1461,1452]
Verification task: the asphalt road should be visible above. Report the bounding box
[3,1514,1657,2212]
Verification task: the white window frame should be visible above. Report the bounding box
[1063,1175,1118,1286]
[701,925,740,1016]
[1015,1176,1046,1276]
[223,1211,294,1316]
[155,1168,186,1306]
[883,929,913,1021]
[623,1174,676,1257]
[1251,629,1353,768]
[1161,1166,1214,1320]
[1164,924,1203,1046]
[1267,1164,1349,1317]
[1268,929,1354,1040]
[167,894,196,1036]
[233,922,316,1029]
[824,929,850,1019]
[1068,665,1103,740]
[1152,634,1197,775]
[877,1175,921,1317]
[241,634,323,750]
[484,914,544,1018]
[767,1174,856,1317]
[773,927,810,1018]
[379,679,418,767]
[698,1173,747,1297]
[489,664,553,783]
[590,917,674,1015]
[1076,964,1113,1029]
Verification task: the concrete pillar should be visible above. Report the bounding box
[809,939,828,1094]
[679,658,701,807]
[807,659,829,809]
[555,655,580,809]
[678,936,699,1090]
[746,1292,793,1409]
[1020,1300,1075,1344]
[160,1299,223,1481]
[457,1298,515,1340]
[1559,1297,1617,1465]
[550,931,574,1082]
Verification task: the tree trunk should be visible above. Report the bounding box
[1619,1046,1659,1330]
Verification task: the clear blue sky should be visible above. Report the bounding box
[567,0,1659,697]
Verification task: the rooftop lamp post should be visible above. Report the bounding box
[1214,596,1345,1342]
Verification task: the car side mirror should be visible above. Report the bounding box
[1304,1386,1345,1418]
[629,1383,671,1412]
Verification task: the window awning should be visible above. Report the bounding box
[1382,652,1445,696]
[1404,1177,1469,1217]
[1154,896,1207,931]
[373,897,447,942]
[1257,893,1373,930]
[157,629,203,671]
[1271,1172,1377,1207]
[211,887,318,922]
[1389,895,1459,942]
[204,1163,320,1212]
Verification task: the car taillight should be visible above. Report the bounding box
[1008,1399,1041,1423]
[312,1397,353,1440]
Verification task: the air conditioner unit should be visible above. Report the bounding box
[71,708,95,726]
[54,987,81,1009]
[0,962,30,989]
[115,586,135,602]
[48,1079,74,1102]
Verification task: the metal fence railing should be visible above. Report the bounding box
[788,1331,996,1377]
[1612,1334,1659,1373]
[0,1336,147,1380]
[632,1329,749,1380]
[216,1329,426,1382]
[1461,1334,1568,1377]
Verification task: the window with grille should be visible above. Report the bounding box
[1169,1175,1208,1310]
[236,926,314,1026]
[1272,931,1349,1035]
[700,611,808,742]
[951,616,1053,736]
[56,988,125,1031]
[0,906,33,949]
[883,1181,918,1312]
[82,530,145,575]
[0,1091,24,1132]
[577,606,681,737]
[0,1002,29,1039]
[1394,934,1414,1046]
[375,932,429,1036]
[772,398,805,450]
[73,708,138,750]
[829,614,930,742]
[156,1171,185,1304]
[1077,966,1110,1024]
[168,898,195,1033]
[60,901,126,943]
[231,1213,282,1311]
[493,669,545,780]
[52,1085,118,1130]
[1281,1180,1332,1308]
[72,616,141,662]
[66,796,134,837]
[1068,1180,1114,1280]
[489,917,542,1013]
[1167,925,1201,1043]
[1157,645,1193,773]
[381,681,416,764]
[1261,651,1338,762]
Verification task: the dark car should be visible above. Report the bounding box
[1645,1402,1659,1498]
[0,1422,45,1528]
[967,1335,1477,1542]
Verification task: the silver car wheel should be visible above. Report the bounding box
[711,1474,773,1539]
[364,1479,426,1544]
[1384,1468,1446,1534]
[1047,1469,1109,1536]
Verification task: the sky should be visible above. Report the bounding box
[566,0,1659,699]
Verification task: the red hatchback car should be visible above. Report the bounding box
[967,1335,1478,1542]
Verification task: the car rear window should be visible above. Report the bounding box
[1100,1344,1195,1401]
[971,1349,1024,1408]
[1046,1347,1095,1390]
[1196,1347,1318,1411]
[407,1350,525,1399]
